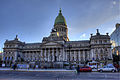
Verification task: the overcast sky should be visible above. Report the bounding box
[0,0,120,51]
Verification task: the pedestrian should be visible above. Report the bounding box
[76,65,80,74]
[27,64,29,70]
[115,64,119,72]
[13,63,17,70]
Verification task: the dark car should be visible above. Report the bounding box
[79,66,92,72]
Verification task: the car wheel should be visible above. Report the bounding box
[100,70,102,72]
[112,70,115,72]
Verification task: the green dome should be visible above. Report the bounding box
[54,9,67,26]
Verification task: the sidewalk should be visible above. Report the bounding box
[0,68,75,72]
[0,68,98,72]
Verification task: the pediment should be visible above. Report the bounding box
[42,41,62,46]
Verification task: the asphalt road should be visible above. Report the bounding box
[0,71,119,80]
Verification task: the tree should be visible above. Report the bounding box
[113,54,120,64]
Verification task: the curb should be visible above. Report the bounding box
[0,70,75,72]
[0,70,98,72]
[0,68,99,72]
[0,69,75,72]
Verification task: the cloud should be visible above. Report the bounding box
[80,33,86,38]
[113,1,117,5]
[104,27,115,34]
[67,0,120,36]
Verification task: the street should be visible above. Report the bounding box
[0,71,119,80]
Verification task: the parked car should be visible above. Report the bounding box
[98,65,117,72]
[79,66,92,72]
[87,61,99,69]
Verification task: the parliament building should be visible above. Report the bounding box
[3,9,112,68]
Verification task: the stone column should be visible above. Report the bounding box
[91,49,94,60]
[35,51,37,61]
[65,50,67,61]
[39,51,41,61]
[98,49,100,60]
[56,48,58,61]
[70,50,71,61]
[87,50,90,60]
[107,48,111,59]
[74,50,76,62]
[66,50,68,61]
[43,49,45,62]
[72,51,74,62]
[83,50,85,61]
[44,48,46,61]
[28,52,29,61]
[58,49,61,61]
[94,49,97,60]
[46,49,48,61]
[38,51,40,61]
[29,52,31,61]
[58,48,60,61]
[14,51,18,62]
[109,48,112,59]
[52,48,54,62]
[50,49,52,62]
[60,49,63,61]
[67,50,69,62]
[78,50,81,63]
[84,51,86,61]
[88,50,90,60]
[2,52,4,61]
[48,48,50,62]
[41,49,43,61]
[62,48,65,61]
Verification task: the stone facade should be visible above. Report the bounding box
[2,9,112,68]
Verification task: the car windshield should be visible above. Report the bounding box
[108,66,114,68]
[103,66,107,68]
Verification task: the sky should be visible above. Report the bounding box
[0,0,120,51]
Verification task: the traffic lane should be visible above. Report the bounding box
[0,71,119,80]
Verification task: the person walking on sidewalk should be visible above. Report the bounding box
[13,63,17,70]
[76,65,80,74]
[27,64,29,70]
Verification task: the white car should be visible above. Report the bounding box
[89,65,97,69]
[98,66,117,72]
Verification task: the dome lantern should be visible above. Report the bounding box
[54,9,67,26]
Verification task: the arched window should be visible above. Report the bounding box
[100,49,103,54]
[95,40,97,43]
[95,49,98,54]
[62,28,63,31]
[58,28,60,31]
[99,40,102,44]
[72,57,74,61]
[5,57,7,60]
[12,56,14,60]
[96,54,98,60]
[105,48,107,51]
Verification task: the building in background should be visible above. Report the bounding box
[110,23,120,56]
[2,9,112,68]
[0,51,2,67]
